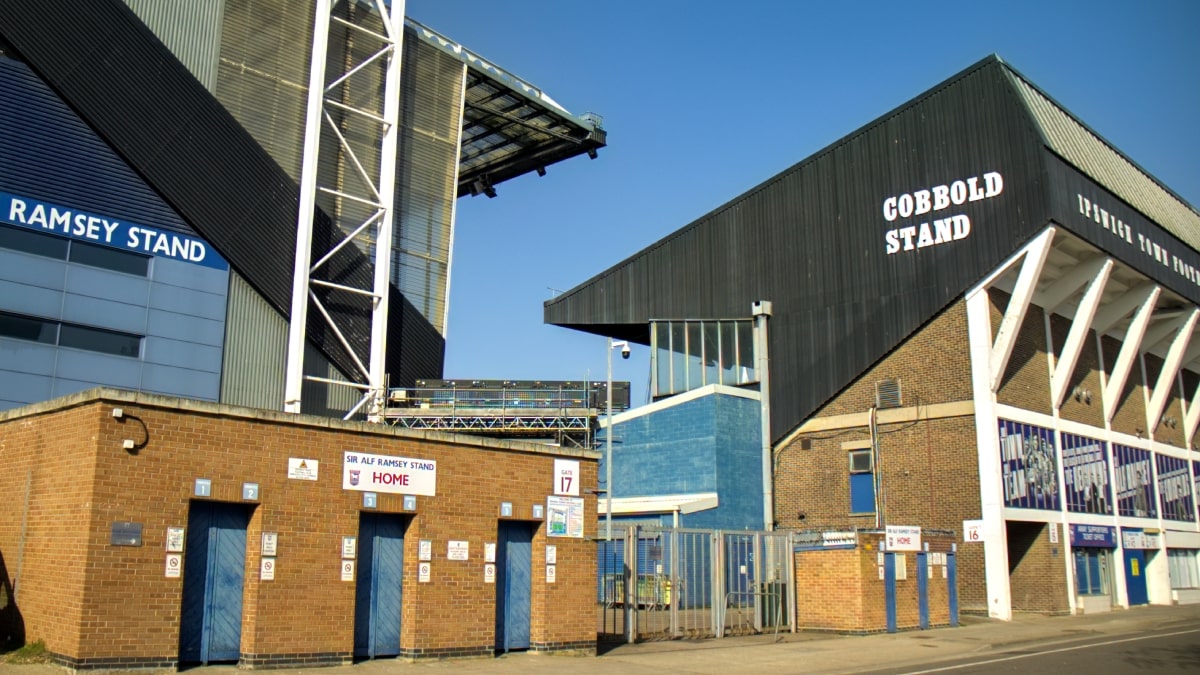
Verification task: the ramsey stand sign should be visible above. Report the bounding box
[343,451,436,496]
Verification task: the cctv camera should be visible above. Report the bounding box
[621,344,631,359]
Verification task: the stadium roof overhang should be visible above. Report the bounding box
[407,19,607,199]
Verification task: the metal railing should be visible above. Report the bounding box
[598,526,795,643]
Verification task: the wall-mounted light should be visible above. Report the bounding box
[1071,386,1093,405]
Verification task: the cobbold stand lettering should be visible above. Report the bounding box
[883,172,1004,254]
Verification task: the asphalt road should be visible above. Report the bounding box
[2,604,1198,674]
[874,627,1200,674]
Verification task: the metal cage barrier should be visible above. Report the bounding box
[596,525,795,643]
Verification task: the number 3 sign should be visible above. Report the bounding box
[553,459,580,496]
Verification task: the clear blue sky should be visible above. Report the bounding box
[406,0,1200,406]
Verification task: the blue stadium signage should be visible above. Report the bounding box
[1068,523,1115,548]
[1,191,227,270]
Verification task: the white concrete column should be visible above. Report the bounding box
[966,285,1013,620]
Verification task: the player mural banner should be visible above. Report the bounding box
[1195,461,1200,518]
[998,419,1060,510]
[1061,432,1111,515]
[1112,444,1156,518]
[1156,454,1195,522]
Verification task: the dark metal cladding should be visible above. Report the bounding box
[1045,154,1200,306]
[545,56,1052,443]
[0,58,195,238]
[0,0,445,383]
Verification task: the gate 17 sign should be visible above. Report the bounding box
[343,451,436,496]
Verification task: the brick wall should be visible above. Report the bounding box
[993,292,1052,414]
[1006,521,1069,614]
[1048,313,1106,428]
[794,534,956,633]
[0,390,599,667]
[0,404,98,659]
[778,301,986,611]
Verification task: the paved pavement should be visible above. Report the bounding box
[4,603,1199,674]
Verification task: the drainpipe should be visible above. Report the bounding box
[753,301,773,530]
[870,406,882,530]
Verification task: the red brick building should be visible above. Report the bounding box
[0,388,598,668]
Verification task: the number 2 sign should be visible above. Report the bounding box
[554,459,580,496]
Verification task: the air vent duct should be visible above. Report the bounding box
[876,378,902,409]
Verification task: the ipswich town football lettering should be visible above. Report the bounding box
[883,172,1004,255]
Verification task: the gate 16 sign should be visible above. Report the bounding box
[343,451,436,496]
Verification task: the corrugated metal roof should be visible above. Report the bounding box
[1006,66,1200,248]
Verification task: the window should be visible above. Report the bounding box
[0,312,57,343]
[59,323,141,357]
[0,223,68,259]
[0,311,141,358]
[0,223,149,276]
[1168,549,1200,590]
[1073,548,1111,595]
[71,240,149,276]
[849,449,876,515]
[650,318,757,397]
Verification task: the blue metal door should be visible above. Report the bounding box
[495,522,533,651]
[947,551,959,627]
[917,552,929,629]
[179,502,249,664]
[354,513,406,658]
[1124,549,1148,606]
[884,552,897,633]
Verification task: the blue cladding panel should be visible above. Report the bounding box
[0,367,54,404]
[61,294,148,335]
[0,250,67,290]
[713,394,765,529]
[0,341,57,376]
[153,258,229,296]
[0,279,64,318]
[143,337,222,371]
[55,351,142,388]
[64,265,150,306]
[604,391,763,530]
[0,56,230,411]
[141,364,220,400]
[147,309,225,347]
[149,283,226,322]
[606,395,719,497]
[49,377,106,399]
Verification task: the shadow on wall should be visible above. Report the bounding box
[0,550,25,651]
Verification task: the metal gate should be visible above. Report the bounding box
[597,526,794,642]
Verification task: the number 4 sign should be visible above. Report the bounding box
[553,459,580,496]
